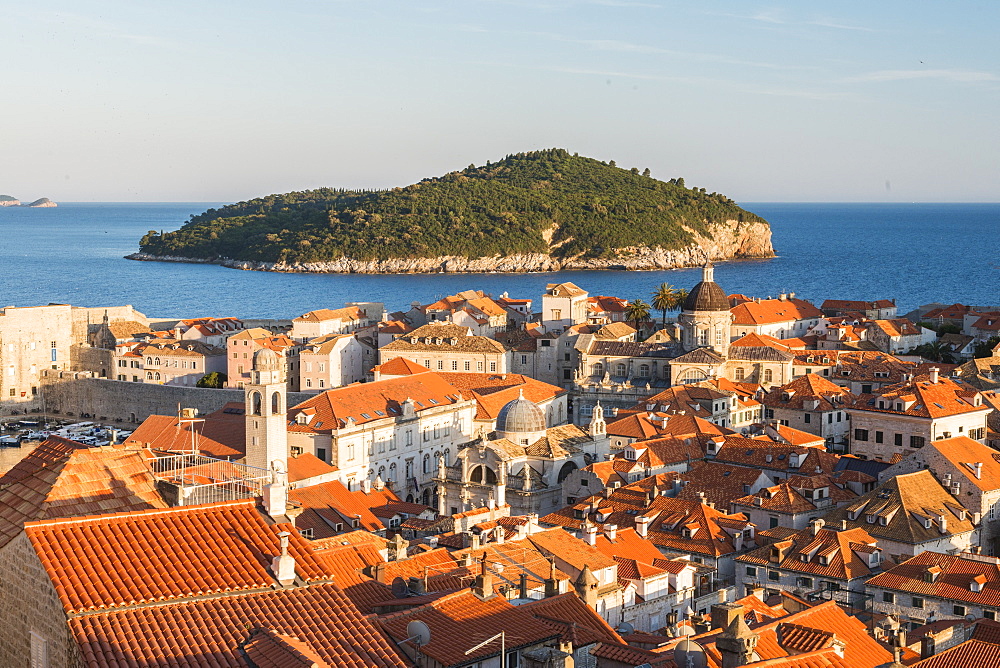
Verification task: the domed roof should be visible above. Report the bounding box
[682,263,730,312]
[496,392,546,435]
[253,347,281,371]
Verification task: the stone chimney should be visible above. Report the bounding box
[362,478,372,493]
[574,564,599,606]
[519,572,530,599]
[470,531,481,550]
[920,633,935,660]
[605,524,618,541]
[408,576,426,595]
[974,462,983,480]
[270,531,296,587]
[473,557,494,600]
[712,603,743,631]
[545,559,561,597]
[263,460,289,520]
[636,515,650,538]
[583,523,598,546]
[938,513,948,534]
[717,614,759,668]
[929,367,939,384]
[390,533,409,561]
[810,518,825,536]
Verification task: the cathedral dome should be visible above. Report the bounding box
[682,263,730,312]
[253,347,281,371]
[496,393,546,435]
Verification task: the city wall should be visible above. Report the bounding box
[38,370,311,423]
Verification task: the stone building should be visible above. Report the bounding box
[379,322,510,375]
[298,333,366,392]
[847,369,990,461]
[113,338,227,386]
[678,263,734,357]
[290,306,373,342]
[762,374,855,448]
[226,327,300,391]
[436,394,609,516]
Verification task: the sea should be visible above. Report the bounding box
[0,202,997,319]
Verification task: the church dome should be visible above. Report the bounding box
[496,393,546,435]
[682,263,730,312]
[253,347,281,371]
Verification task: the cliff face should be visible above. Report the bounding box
[127,219,773,274]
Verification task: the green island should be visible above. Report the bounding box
[134,149,773,273]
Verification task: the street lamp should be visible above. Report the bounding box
[465,630,505,667]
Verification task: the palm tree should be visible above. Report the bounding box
[651,283,676,328]
[672,288,689,312]
[625,298,651,333]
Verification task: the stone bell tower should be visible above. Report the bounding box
[245,348,288,473]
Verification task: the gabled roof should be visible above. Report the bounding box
[928,436,1000,491]
[849,373,986,419]
[289,480,400,537]
[527,527,618,571]
[763,374,855,412]
[70,582,407,668]
[0,437,166,547]
[124,403,246,458]
[823,470,975,547]
[731,298,823,325]
[294,306,366,323]
[26,500,336,615]
[868,551,1000,610]
[737,526,880,581]
[374,356,432,377]
[243,627,334,668]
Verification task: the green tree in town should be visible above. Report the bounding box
[651,283,676,327]
[625,298,651,332]
[975,336,1000,358]
[196,372,227,388]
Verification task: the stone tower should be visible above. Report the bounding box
[245,348,288,473]
[678,263,734,356]
[716,613,758,668]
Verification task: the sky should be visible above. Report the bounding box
[2,1,998,202]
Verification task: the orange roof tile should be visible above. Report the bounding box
[26,500,335,614]
[731,298,822,326]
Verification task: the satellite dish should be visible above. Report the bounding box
[391,577,410,598]
[406,620,432,646]
[673,638,707,668]
[616,621,635,635]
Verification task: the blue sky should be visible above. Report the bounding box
[3,1,998,202]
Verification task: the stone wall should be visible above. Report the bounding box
[39,370,311,424]
[0,532,83,668]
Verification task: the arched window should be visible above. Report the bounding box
[154,357,161,366]
[388,462,397,482]
[734,367,745,381]
[423,454,430,474]
[146,357,153,366]
[271,391,281,414]
[615,363,627,377]
[638,364,650,377]
[470,465,497,485]
[250,391,262,415]
[763,369,773,383]
[153,372,161,381]
[146,372,153,380]
[592,362,604,376]
[678,369,710,384]
[444,449,450,465]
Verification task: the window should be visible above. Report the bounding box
[797,577,814,589]
[882,592,895,603]
[735,367,745,381]
[894,433,903,446]
[437,360,443,370]
[746,566,757,577]
[910,435,925,448]
[986,610,997,621]
[854,429,869,442]
[489,362,496,372]
[451,360,458,371]
[953,605,966,616]
[465,361,471,370]
[30,631,48,668]
[317,448,327,462]
[911,597,924,609]
[763,369,773,383]
[769,517,779,528]
[768,571,779,582]
[875,431,884,444]
[551,309,562,320]
[804,413,811,424]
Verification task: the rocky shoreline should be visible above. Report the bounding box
[126,219,774,275]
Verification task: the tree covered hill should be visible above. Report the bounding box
[138,149,767,264]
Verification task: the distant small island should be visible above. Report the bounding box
[130,149,773,275]
[0,195,57,208]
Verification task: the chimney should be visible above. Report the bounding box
[519,572,530,599]
[408,576,426,595]
[473,557,494,600]
[470,532,481,550]
[697,491,708,505]
[810,518,825,536]
[583,524,598,546]
[938,514,948,534]
[362,478,372,493]
[754,496,764,507]
[270,531,296,587]
[428,536,439,549]
[712,603,743,631]
[636,515,650,538]
[930,367,939,384]
[921,633,935,660]
[263,461,289,520]
[605,524,618,541]
[545,559,561,597]
[717,614,759,668]
[974,462,983,480]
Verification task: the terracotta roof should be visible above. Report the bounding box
[287,452,338,482]
[731,298,822,326]
[763,374,855,412]
[737,526,881,581]
[375,356,432,377]
[124,403,246,458]
[527,527,617,571]
[0,437,166,547]
[822,299,895,312]
[928,436,1000,491]
[715,436,838,475]
[71,582,406,668]
[608,412,665,439]
[288,373,469,432]
[730,332,793,351]
[867,551,1000,609]
[676,461,769,510]
[26,500,336,615]
[547,282,587,298]
[243,627,334,667]
[593,321,637,339]
[436,371,565,419]
[106,320,152,339]
[294,306,366,323]
[822,470,975,548]
[848,373,986,420]
[290,480,400,537]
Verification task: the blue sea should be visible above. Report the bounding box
[0,202,996,319]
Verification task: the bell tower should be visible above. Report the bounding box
[245,348,288,472]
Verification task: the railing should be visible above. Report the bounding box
[149,454,272,506]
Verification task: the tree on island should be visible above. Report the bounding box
[196,372,227,389]
[651,283,676,327]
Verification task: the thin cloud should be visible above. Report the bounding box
[846,69,999,83]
